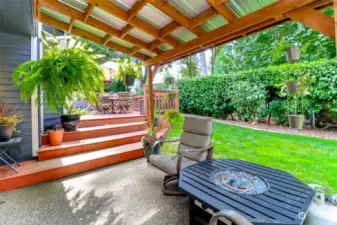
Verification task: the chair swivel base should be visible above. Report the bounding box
[162,175,186,196]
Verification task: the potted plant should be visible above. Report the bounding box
[164,75,175,85]
[0,101,24,142]
[47,128,65,146]
[13,31,105,145]
[287,75,311,129]
[61,101,88,132]
[141,129,163,161]
[286,46,301,62]
[116,57,142,89]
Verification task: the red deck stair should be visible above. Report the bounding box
[0,113,170,192]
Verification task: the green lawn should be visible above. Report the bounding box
[161,116,337,192]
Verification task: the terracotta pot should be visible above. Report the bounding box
[288,115,305,129]
[0,125,14,142]
[48,129,64,146]
[286,46,301,62]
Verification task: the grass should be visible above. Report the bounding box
[161,116,337,192]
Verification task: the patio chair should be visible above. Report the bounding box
[98,95,113,114]
[116,92,130,113]
[209,210,253,225]
[149,115,214,196]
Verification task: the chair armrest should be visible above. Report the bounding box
[177,144,214,172]
[152,139,181,150]
[209,210,253,225]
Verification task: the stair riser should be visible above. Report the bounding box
[0,149,144,192]
[41,124,146,145]
[38,134,144,160]
[80,117,145,128]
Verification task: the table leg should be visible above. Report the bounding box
[1,151,20,167]
[0,155,18,173]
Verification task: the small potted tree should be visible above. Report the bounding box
[0,101,24,142]
[61,101,88,132]
[164,75,175,85]
[13,32,105,145]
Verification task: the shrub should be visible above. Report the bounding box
[164,109,180,123]
[105,80,128,93]
[176,59,337,124]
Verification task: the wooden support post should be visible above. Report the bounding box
[334,0,337,53]
[146,64,160,129]
[143,84,148,121]
[174,86,179,111]
[147,66,154,129]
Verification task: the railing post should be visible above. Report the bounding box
[174,86,179,111]
[143,84,148,120]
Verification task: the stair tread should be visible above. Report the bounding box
[81,114,144,121]
[38,130,147,152]
[77,121,146,132]
[0,142,142,179]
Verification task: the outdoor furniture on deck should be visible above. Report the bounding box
[180,159,315,225]
[116,92,132,113]
[149,115,214,196]
[0,137,21,173]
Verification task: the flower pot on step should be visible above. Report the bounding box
[288,115,305,129]
[286,81,299,95]
[286,46,300,62]
[48,129,64,146]
[0,125,14,142]
[61,115,81,132]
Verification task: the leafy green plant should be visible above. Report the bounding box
[104,80,129,93]
[266,100,288,125]
[13,31,105,114]
[116,57,142,88]
[64,101,88,116]
[0,101,24,132]
[163,92,177,105]
[164,109,180,123]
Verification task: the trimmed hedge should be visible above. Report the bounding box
[176,59,337,121]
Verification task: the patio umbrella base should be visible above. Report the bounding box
[162,175,186,196]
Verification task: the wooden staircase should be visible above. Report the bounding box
[0,114,169,192]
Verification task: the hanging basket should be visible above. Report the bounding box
[286,81,300,95]
[286,47,301,62]
[125,76,135,86]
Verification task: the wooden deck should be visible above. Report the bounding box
[0,112,169,192]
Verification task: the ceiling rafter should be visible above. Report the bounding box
[83,3,95,22]
[67,18,75,32]
[121,24,134,38]
[102,34,111,46]
[38,0,161,56]
[39,13,149,61]
[190,8,218,28]
[127,0,147,21]
[207,0,237,22]
[144,0,323,66]
[129,46,142,55]
[85,0,179,48]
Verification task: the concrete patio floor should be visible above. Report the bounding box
[0,158,189,225]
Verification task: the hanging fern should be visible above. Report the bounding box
[13,32,105,114]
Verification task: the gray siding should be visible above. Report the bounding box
[0,31,33,162]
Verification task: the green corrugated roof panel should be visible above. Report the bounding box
[58,0,87,13]
[41,6,71,24]
[158,43,173,51]
[168,0,210,18]
[137,3,172,29]
[202,14,228,32]
[226,0,278,18]
[110,36,134,49]
[74,20,107,38]
[92,7,127,30]
[171,27,197,43]
[129,28,156,43]
[139,49,157,57]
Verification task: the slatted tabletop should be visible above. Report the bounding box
[179,159,315,225]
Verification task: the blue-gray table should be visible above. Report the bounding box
[179,159,315,225]
[0,137,21,173]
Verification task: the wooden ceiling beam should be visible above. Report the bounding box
[129,46,142,55]
[102,34,111,46]
[39,13,149,61]
[190,8,218,28]
[287,6,335,39]
[207,0,237,22]
[127,0,147,21]
[121,24,134,38]
[159,21,180,38]
[39,0,161,56]
[84,3,95,22]
[147,0,205,36]
[68,18,75,33]
[144,0,320,66]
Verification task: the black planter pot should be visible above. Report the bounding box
[0,125,14,142]
[154,118,159,127]
[61,115,81,132]
[125,76,135,86]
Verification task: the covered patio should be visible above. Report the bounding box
[1,0,337,224]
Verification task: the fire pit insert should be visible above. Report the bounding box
[211,169,269,194]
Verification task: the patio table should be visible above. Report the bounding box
[0,137,22,173]
[179,159,315,225]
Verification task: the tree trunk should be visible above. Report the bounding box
[210,47,219,75]
[199,51,207,76]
